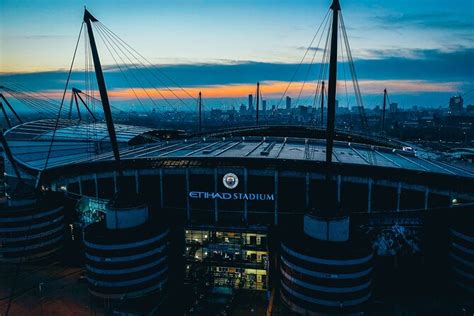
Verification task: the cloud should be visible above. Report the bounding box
[2,48,472,86]
[31,80,460,103]
[373,13,473,31]
[297,47,325,52]
[0,47,472,108]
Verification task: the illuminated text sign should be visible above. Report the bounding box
[189,191,274,201]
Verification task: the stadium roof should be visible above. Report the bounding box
[4,119,474,179]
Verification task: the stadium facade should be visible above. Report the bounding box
[1,118,473,313]
[1,1,473,314]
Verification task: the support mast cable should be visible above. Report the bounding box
[0,93,23,124]
[339,13,368,130]
[275,10,330,110]
[294,14,331,109]
[96,22,197,107]
[94,25,150,112]
[94,24,168,111]
[311,18,332,119]
[83,9,121,171]
[97,22,197,101]
[0,102,12,128]
[42,22,84,181]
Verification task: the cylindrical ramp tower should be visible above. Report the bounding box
[0,186,65,263]
[449,213,473,294]
[83,195,169,299]
[280,214,373,314]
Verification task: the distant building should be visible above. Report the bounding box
[389,102,398,112]
[210,109,222,118]
[286,96,292,110]
[449,95,463,112]
[248,94,254,112]
[298,106,308,116]
[239,104,247,113]
[262,100,267,112]
[271,104,276,111]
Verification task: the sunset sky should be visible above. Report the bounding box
[0,0,473,111]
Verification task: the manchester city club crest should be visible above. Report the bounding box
[222,173,239,189]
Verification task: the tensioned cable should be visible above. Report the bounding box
[340,12,368,130]
[84,28,94,159]
[1,88,58,117]
[1,90,45,114]
[274,10,331,110]
[1,81,61,108]
[294,14,331,109]
[95,23,171,110]
[312,17,332,120]
[95,24,178,111]
[3,23,84,316]
[339,18,350,110]
[94,24,149,112]
[312,19,332,108]
[97,21,198,102]
[76,89,125,113]
[95,23,178,111]
[96,22,196,109]
[42,22,84,173]
[97,23,192,111]
[1,85,59,114]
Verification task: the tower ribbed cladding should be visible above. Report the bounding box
[83,194,169,299]
[449,212,474,293]
[0,187,65,263]
[280,214,373,314]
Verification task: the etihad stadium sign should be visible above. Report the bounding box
[189,191,275,201]
[188,173,275,201]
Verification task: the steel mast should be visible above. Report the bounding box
[198,91,202,132]
[83,9,121,172]
[325,0,340,164]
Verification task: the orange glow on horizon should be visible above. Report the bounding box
[37,80,459,101]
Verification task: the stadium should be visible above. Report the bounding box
[1,2,473,315]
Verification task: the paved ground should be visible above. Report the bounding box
[0,263,94,316]
[229,290,268,316]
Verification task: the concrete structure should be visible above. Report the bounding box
[2,120,474,312]
[449,211,473,293]
[84,194,169,299]
[0,186,65,263]
[281,214,373,313]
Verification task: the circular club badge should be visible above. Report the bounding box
[223,173,239,189]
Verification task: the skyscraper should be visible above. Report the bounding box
[262,100,267,112]
[389,102,398,112]
[286,96,292,110]
[248,94,254,112]
[449,96,463,112]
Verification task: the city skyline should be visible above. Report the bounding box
[0,0,473,109]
